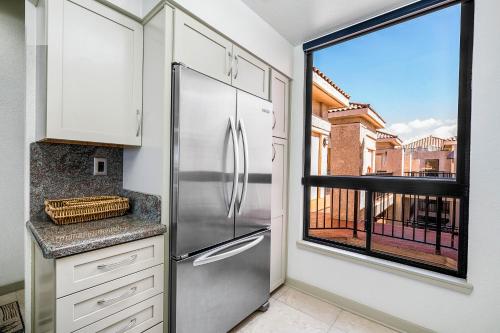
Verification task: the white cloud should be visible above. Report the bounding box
[432,124,457,139]
[408,118,442,129]
[386,118,457,141]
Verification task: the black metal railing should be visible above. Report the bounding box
[372,193,459,254]
[404,171,456,178]
[308,187,460,257]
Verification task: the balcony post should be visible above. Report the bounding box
[435,197,443,255]
[365,190,373,251]
[353,190,358,238]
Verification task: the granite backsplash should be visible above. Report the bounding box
[30,142,160,222]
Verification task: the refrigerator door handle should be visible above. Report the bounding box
[238,119,249,214]
[228,117,239,218]
[193,235,264,267]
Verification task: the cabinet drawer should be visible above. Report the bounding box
[144,323,163,333]
[74,293,163,333]
[56,265,164,332]
[56,236,164,297]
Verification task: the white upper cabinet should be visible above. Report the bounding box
[271,70,289,139]
[173,10,233,84]
[173,9,270,99]
[41,0,143,146]
[232,45,270,99]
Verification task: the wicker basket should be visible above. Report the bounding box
[44,196,130,225]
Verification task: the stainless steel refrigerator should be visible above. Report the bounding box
[169,64,272,333]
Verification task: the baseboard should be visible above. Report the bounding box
[0,281,24,297]
[285,278,435,333]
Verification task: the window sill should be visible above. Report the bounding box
[296,239,473,295]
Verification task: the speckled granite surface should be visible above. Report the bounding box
[30,142,123,221]
[121,189,161,222]
[27,215,167,259]
[28,142,166,258]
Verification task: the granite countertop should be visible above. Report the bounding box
[27,215,167,259]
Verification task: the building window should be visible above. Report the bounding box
[302,0,473,277]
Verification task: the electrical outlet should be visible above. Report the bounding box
[93,157,107,176]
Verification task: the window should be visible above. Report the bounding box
[303,0,473,277]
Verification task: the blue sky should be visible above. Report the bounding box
[313,4,461,141]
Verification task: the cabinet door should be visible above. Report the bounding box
[271,138,287,291]
[270,215,286,291]
[232,45,270,99]
[46,0,143,146]
[272,138,287,218]
[271,70,289,139]
[173,10,232,84]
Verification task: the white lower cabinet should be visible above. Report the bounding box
[57,265,164,332]
[33,236,165,333]
[270,215,286,291]
[271,138,288,291]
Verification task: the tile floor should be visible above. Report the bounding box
[1,286,398,333]
[231,285,399,333]
[0,289,25,322]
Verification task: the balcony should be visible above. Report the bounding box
[308,188,460,272]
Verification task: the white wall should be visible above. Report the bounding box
[0,0,25,287]
[169,0,293,77]
[287,0,500,331]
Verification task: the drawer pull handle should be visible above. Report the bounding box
[115,317,137,333]
[97,286,138,306]
[97,254,138,271]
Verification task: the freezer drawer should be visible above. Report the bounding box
[170,230,270,333]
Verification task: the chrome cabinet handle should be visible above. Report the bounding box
[97,254,138,272]
[238,119,249,215]
[136,109,142,137]
[227,51,232,77]
[272,144,276,162]
[228,117,239,218]
[233,55,239,79]
[272,110,276,129]
[193,235,264,267]
[115,318,137,333]
[97,286,137,306]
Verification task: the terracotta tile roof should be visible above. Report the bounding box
[376,130,399,139]
[328,102,370,113]
[313,67,350,98]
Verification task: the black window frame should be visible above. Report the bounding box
[302,0,473,278]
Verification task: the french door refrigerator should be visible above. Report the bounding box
[169,64,272,333]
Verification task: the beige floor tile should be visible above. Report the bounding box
[329,311,398,333]
[271,285,289,300]
[233,299,329,333]
[277,287,342,326]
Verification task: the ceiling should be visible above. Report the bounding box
[241,0,416,46]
